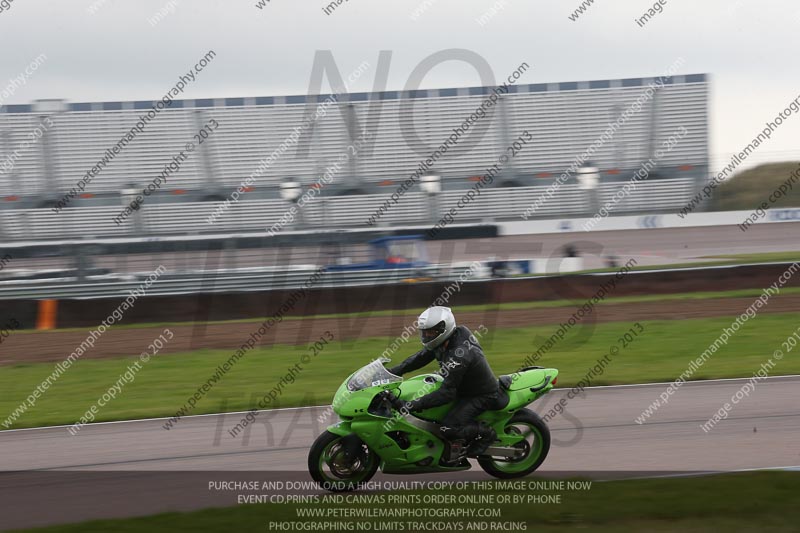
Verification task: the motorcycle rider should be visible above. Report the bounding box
[386,306,503,462]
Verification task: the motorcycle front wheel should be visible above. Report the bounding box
[308,431,379,492]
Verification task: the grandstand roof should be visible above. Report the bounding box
[1,74,708,114]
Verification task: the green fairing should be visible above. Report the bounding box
[506,369,551,391]
[321,365,558,475]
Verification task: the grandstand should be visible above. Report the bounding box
[0,73,708,240]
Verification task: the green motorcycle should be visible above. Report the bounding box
[308,358,558,491]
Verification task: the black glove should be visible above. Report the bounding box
[384,391,406,411]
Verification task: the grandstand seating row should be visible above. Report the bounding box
[0,178,696,241]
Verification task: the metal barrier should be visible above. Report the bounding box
[0,264,482,300]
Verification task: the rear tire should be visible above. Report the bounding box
[478,409,550,479]
[308,431,379,492]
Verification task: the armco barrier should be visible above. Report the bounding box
[5,262,797,329]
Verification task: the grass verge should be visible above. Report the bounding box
[1,312,799,430]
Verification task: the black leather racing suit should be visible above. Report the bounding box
[388,325,504,443]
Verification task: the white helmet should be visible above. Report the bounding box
[417,306,456,350]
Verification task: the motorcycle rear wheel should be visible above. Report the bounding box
[478,408,550,479]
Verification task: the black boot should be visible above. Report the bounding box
[442,439,468,466]
[467,422,496,456]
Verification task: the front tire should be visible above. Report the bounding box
[478,409,550,479]
[308,431,379,492]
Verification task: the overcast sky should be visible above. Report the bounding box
[1,0,798,172]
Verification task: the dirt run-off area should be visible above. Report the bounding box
[1,294,799,365]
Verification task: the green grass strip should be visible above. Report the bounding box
[1,312,799,430]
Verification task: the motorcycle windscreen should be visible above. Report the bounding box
[347,360,401,391]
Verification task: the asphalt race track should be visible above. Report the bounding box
[426,222,800,269]
[2,375,798,530]
[9,221,799,276]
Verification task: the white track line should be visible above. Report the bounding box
[600,465,800,482]
[2,374,799,434]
